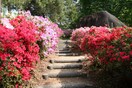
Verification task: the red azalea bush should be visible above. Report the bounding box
[81,26,111,62]
[70,27,90,52]
[81,26,132,75]
[81,26,132,87]
[0,16,40,87]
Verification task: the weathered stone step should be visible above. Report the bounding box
[49,58,86,63]
[55,50,71,53]
[42,69,87,79]
[47,63,82,69]
[35,78,95,88]
[57,53,80,56]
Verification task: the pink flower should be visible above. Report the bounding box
[15,84,22,88]
[0,67,3,71]
[21,68,30,81]
[122,55,130,61]
[13,62,20,68]
[119,52,126,56]
[1,18,14,29]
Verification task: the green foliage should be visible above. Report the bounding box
[79,0,132,26]
[2,0,29,10]
[24,0,44,16]
[0,75,23,88]
[23,0,79,29]
[2,0,132,28]
[2,0,79,29]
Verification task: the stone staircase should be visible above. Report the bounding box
[35,40,95,88]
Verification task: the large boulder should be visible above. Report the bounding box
[77,11,126,28]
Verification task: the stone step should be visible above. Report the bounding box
[49,58,86,63]
[55,50,71,53]
[57,53,80,56]
[35,78,95,88]
[47,63,82,69]
[42,69,88,79]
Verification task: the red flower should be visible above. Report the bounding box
[129,51,132,56]
[122,55,130,61]
[119,52,126,56]
[21,68,30,81]
[0,16,40,87]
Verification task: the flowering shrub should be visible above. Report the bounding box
[0,16,40,87]
[70,27,90,51]
[0,10,62,87]
[81,27,132,64]
[80,26,132,75]
[18,11,63,57]
[80,26,132,88]
[0,18,14,29]
[81,26,111,59]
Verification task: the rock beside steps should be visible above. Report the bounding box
[36,50,95,88]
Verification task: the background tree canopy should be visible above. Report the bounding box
[2,0,79,29]
[1,0,132,29]
[79,0,132,27]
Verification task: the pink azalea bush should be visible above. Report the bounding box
[0,16,40,87]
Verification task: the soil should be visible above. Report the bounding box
[25,54,59,88]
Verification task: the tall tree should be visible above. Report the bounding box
[24,0,43,16]
[24,0,79,29]
[79,0,132,26]
[2,0,79,29]
[2,0,29,10]
[0,0,1,18]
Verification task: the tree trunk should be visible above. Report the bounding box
[0,0,1,18]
